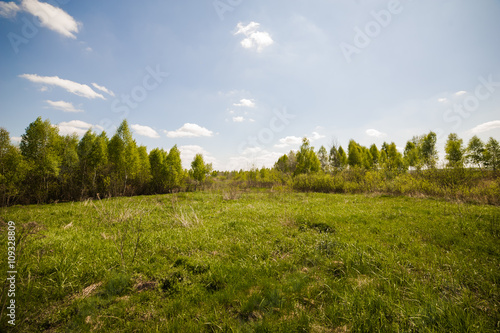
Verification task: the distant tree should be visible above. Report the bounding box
[190,153,212,188]
[347,140,362,168]
[329,145,340,171]
[108,120,139,195]
[404,140,420,170]
[295,138,321,175]
[165,145,184,192]
[149,148,168,193]
[274,154,289,173]
[360,146,373,169]
[369,144,380,169]
[91,132,109,196]
[136,145,151,192]
[383,142,405,172]
[420,132,438,169]
[77,129,97,197]
[57,134,80,200]
[337,146,348,170]
[466,135,485,168]
[317,145,329,172]
[484,137,500,171]
[287,151,298,174]
[0,128,26,205]
[445,133,464,168]
[20,117,61,203]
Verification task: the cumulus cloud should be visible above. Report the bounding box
[438,98,448,103]
[232,116,245,123]
[0,1,21,17]
[275,131,324,148]
[310,132,325,140]
[92,83,115,97]
[234,98,255,107]
[19,74,105,99]
[234,22,274,52]
[179,145,217,169]
[56,120,103,136]
[45,100,83,113]
[274,135,302,148]
[467,120,500,134]
[227,150,283,171]
[366,129,387,138]
[130,124,160,138]
[455,90,467,96]
[164,123,214,138]
[20,0,80,38]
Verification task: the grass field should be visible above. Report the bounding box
[1,190,499,332]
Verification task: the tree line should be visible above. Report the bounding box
[274,132,499,176]
[1,117,499,206]
[0,117,212,206]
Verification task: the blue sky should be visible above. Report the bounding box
[1,0,500,170]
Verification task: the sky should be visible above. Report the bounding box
[1,0,500,170]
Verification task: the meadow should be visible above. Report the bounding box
[1,189,499,332]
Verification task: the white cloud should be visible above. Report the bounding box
[310,132,325,140]
[45,100,83,113]
[164,123,213,138]
[275,131,324,148]
[232,116,245,123]
[19,74,105,99]
[11,136,22,143]
[467,120,500,134]
[234,22,274,53]
[21,0,80,38]
[130,124,160,138]
[366,129,387,138]
[234,98,255,107]
[0,1,21,18]
[179,145,217,169]
[438,98,448,103]
[275,135,302,148]
[455,90,467,96]
[92,83,115,97]
[56,120,103,136]
[227,150,283,171]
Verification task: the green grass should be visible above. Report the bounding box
[1,190,499,332]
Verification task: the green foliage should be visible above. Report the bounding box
[466,135,485,168]
[0,128,26,205]
[2,192,499,331]
[189,153,212,186]
[445,133,464,168]
[484,137,500,171]
[20,116,62,203]
[294,138,321,175]
[317,145,329,172]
